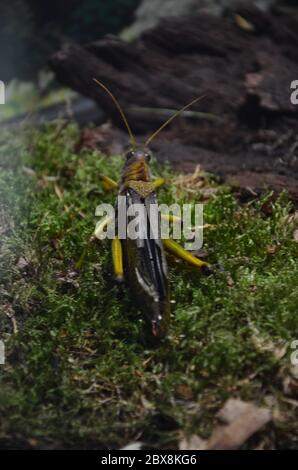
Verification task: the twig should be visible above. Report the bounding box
[128,106,221,123]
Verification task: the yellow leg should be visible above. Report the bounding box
[161,213,182,224]
[101,174,118,191]
[163,238,209,269]
[75,244,90,270]
[152,178,166,190]
[112,237,124,282]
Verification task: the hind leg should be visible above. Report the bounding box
[100,174,118,191]
[112,237,124,282]
[76,215,113,269]
[163,238,209,269]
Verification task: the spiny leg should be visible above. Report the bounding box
[163,238,209,269]
[76,215,113,269]
[161,213,182,224]
[112,237,124,282]
[101,175,163,192]
[75,243,90,270]
[152,178,166,190]
[100,174,118,191]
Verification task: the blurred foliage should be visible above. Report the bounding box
[0,72,77,121]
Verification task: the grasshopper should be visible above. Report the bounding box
[87,80,211,338]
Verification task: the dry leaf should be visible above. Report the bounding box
[287,211,298,225]
[290,364,298,380]
[250,324,287,359]
[209,399,271,450]
[140,396,154,410]
[177,384,193,401]
[22,166,36,176]
[17,256,29,270]
[234,14,255,32]
[54,184,64,200]
[121,442,144,450]
[179,435,206,451]
[179,398,271,451]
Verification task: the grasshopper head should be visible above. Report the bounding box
[125,148,152,164]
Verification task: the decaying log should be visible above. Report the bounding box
[50,6,298,128]
[49,5,298,202]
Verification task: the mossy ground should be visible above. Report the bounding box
[0,122,297,449]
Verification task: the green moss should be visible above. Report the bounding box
[0,122,297,449]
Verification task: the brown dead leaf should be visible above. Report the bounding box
[226,275,234,288]
[234,14,255,32]
[176,384,193,401]
[76,125,125,155]
[51,238,60,250]
[266,245,277,255]
[179,398,271,450]
[27,438,38,448]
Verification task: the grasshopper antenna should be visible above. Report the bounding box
[93,78,136,149]
[145,95,206,147]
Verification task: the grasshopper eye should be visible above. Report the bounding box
[144,153,151,162]
[126,151,135,160]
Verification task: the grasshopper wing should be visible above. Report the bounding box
[123,189,170,337]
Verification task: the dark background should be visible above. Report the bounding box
[0,0,140,81]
